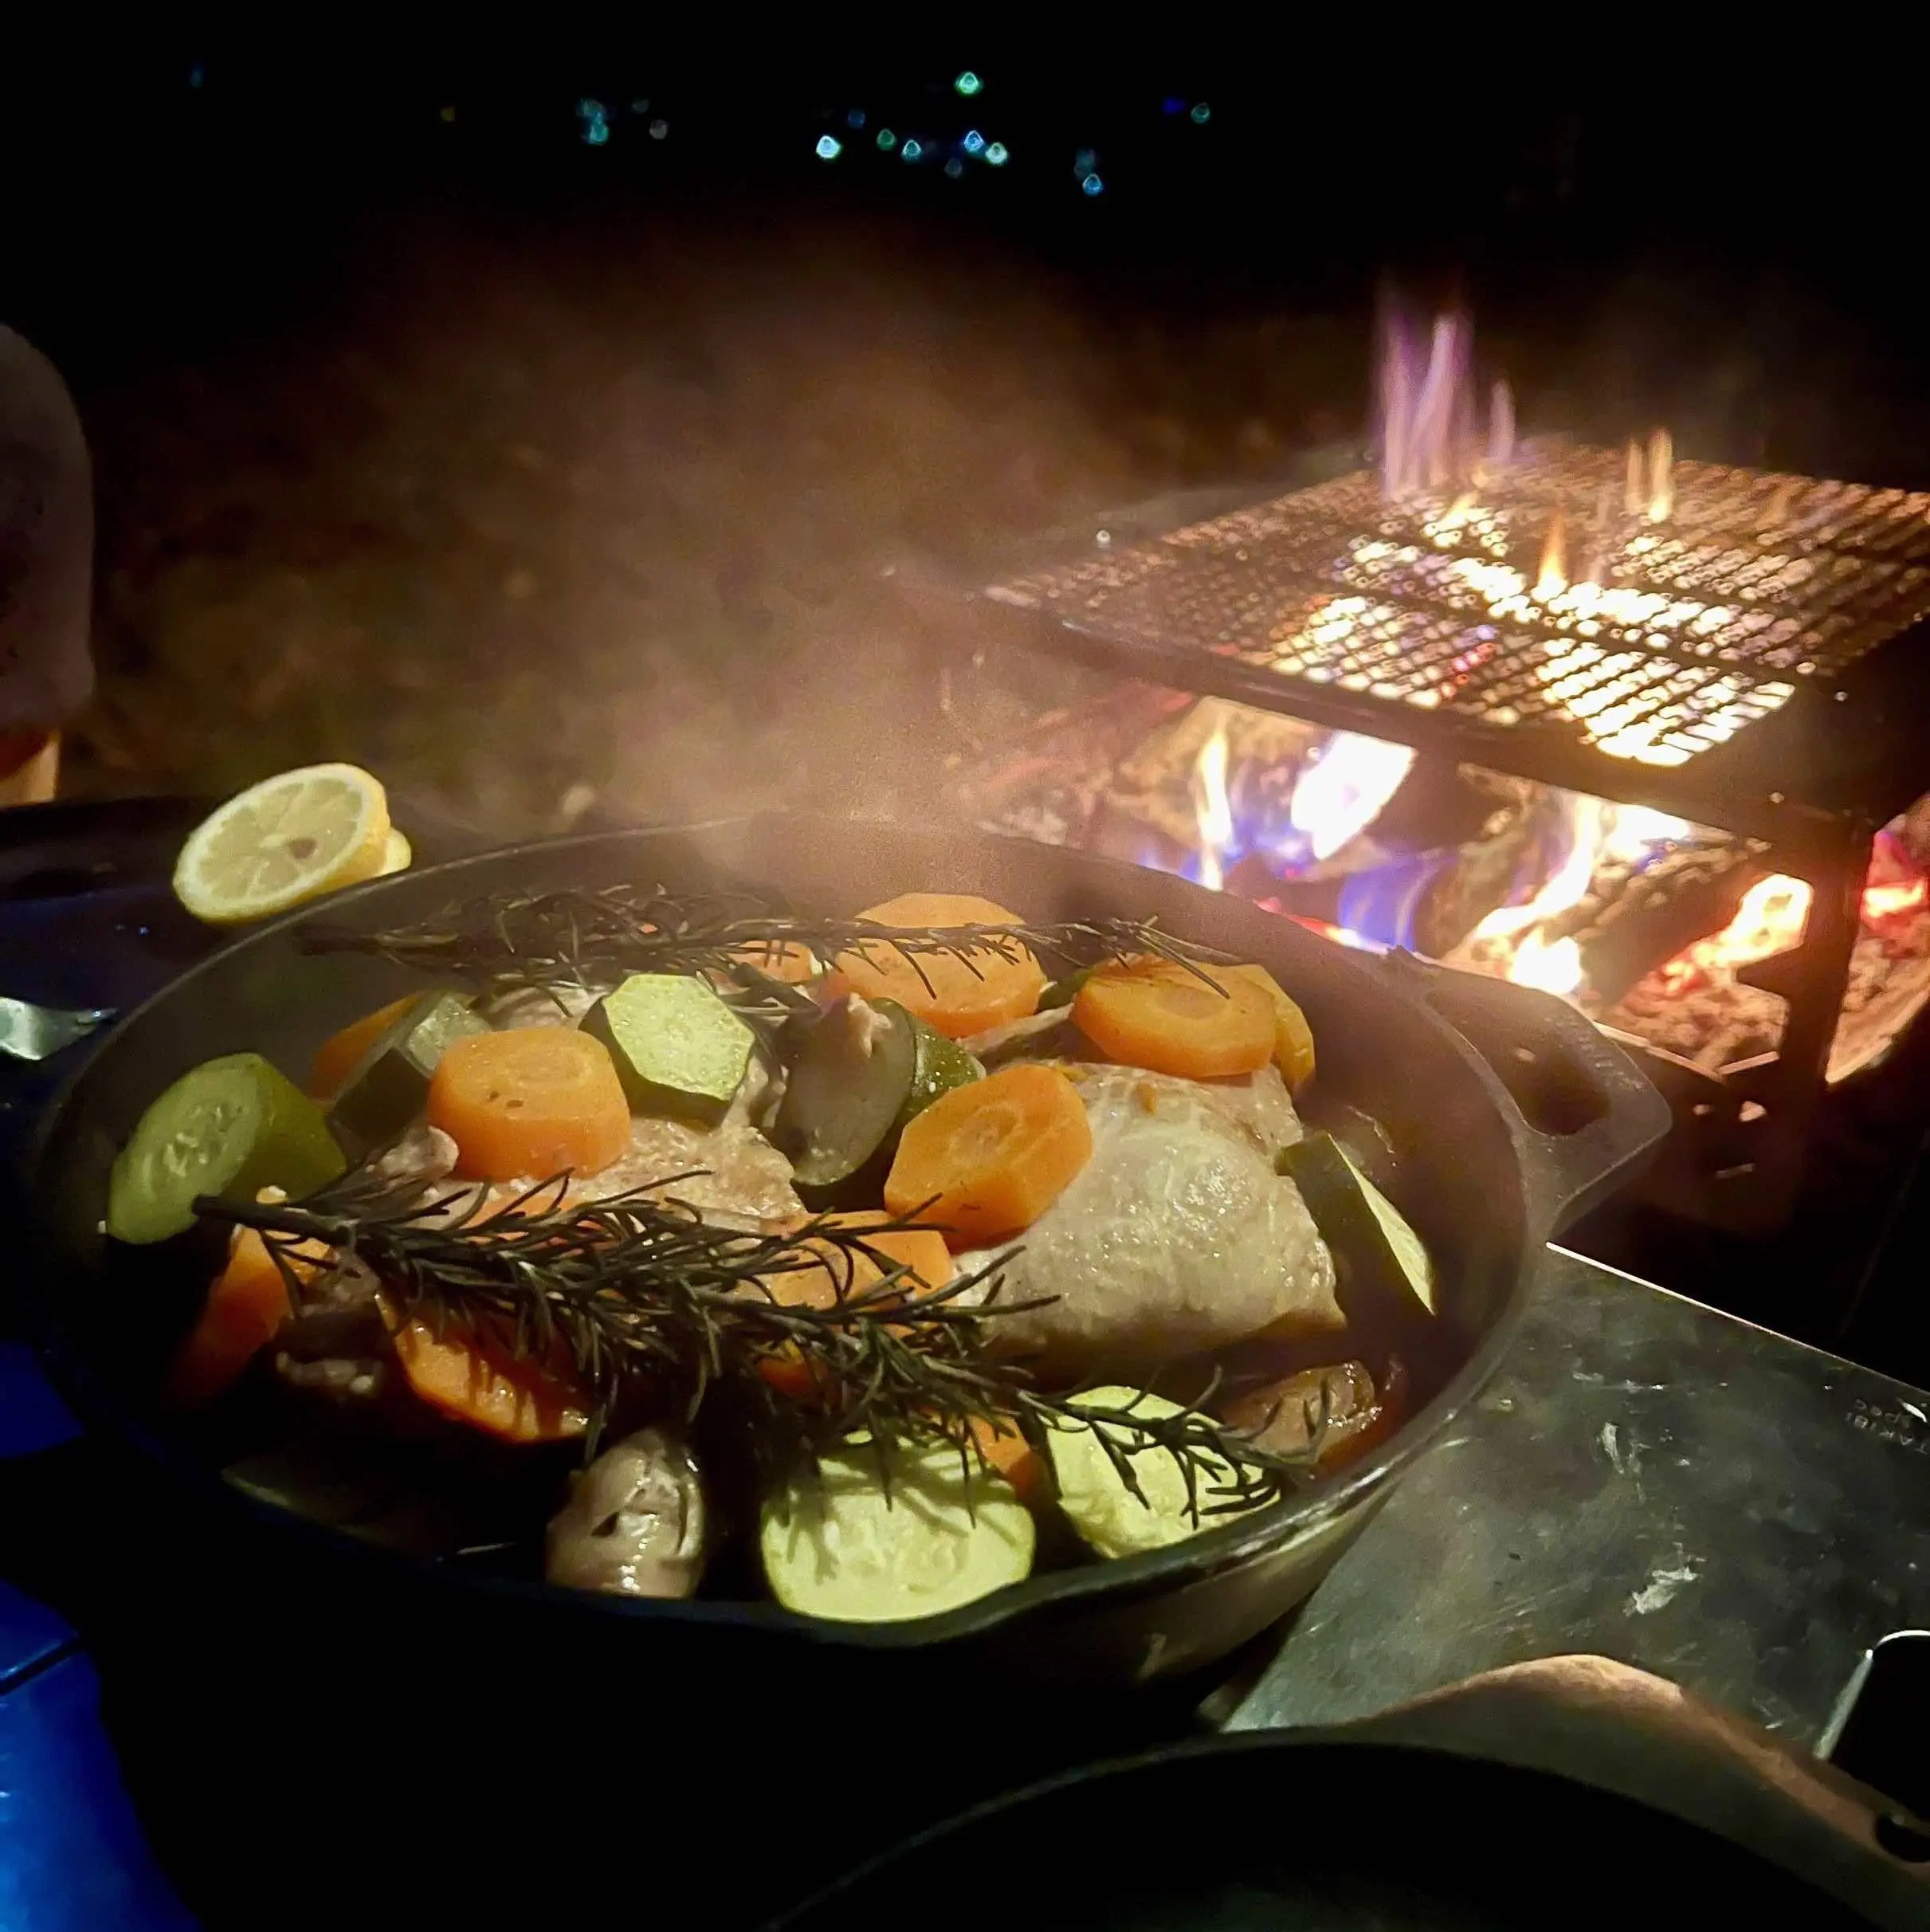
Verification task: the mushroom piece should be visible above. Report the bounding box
[544,1429,709,1599]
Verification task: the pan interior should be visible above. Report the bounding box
[25,813,1529,1625]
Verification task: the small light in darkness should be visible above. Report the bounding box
[630,100,649,114]
[1162,96,1186,115]
[1081,172,1104,195]
[876,128,897,150]
[846,108,865,128]
[944,157,964,178]
[1073,148,1096,175]
[1191,102,1212,124]
[816,135,842,160]
[579,99,611,147]
[648,119,669,139]
[955,71,982,96]
[984,141,1009,166]
[962,129,985,154]
[902,139,924,161]
[439,104,456,124]
[188,61,206,88]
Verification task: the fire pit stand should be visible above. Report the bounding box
[932,442,1930,1232]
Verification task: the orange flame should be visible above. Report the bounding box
[1655,873,1811,995]
[1536,509,1568,599]
[1191,721,1234,890]
[1646,428,1674,523]
[1462,797,1697,996]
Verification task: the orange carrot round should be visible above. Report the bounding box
[884,1062,1092,1248]
[309,995,418,1099]
[1222,964,1317,1090]
[390,1317,590,1443]
[1073,958,1275,1080]
[762,1211,955,1311]
[754,1212,953,1400]
[832,892,1046,1039]
[427,1027,631,1181]
[971,1417,1048,1507]
[165,1227,328,1409]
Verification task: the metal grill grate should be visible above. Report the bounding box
[985,443,1930,793]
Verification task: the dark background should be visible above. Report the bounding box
[4,45,1928,824]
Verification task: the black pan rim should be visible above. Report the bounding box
[21,811,1548,1651]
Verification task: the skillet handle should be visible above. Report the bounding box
[1334,1655,1929,1931]
[1373,952,1672,1237]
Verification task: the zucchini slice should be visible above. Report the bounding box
[770,995,980,1205]
[1278,1130,1435,1317]
[760,1438,1034,1623]
[581,973,756,1123]
[108,1053,346,1245]
[1046,1385,1261,1559]
[328,990,490,1149]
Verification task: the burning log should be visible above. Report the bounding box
[1548,834,1771,1007]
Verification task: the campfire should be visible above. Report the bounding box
[952,685,1930,1086]
[940,310,1930,1220]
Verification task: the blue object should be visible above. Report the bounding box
[1335,851,1459,951]
[0,1345,78,1459]
[0,1657,198,1931]
[0,1583,72,1698]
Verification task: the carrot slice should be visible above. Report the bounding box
[427,1027,631,1180]
[1222,964,1317,1090]
[763,1211,955,1310]
[832,892,1046,1039]
[309,995,418,1100]
[754,1211,954,1400]
[971,1417,1048,1507]
[1073,957,1275,1080]
[164,1227,328,1409]
[390,1318,590,1443]
[884,1062,1092,1248]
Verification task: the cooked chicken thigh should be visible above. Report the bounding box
[958,1062,1341,1377]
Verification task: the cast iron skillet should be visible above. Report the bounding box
[22,811,1668,1687]
[771,1656,1929,1930]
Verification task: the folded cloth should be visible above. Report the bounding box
[0,328,92,738]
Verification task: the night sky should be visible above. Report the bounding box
[6,47,1928,483]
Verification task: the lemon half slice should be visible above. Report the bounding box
[174,764,392,926]
[376,827,413,876]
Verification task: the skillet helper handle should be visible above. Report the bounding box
[1340,1655,1929,1931]
[1377,952,1672,1235]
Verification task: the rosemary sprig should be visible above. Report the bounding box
[200,1167,1314,1516]
[301,883,1229,1010]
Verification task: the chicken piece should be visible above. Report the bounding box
[371,1121,460,1192]
[272,1255,394,1408]
[1218,1359,1407,1473]
[957,1062,1340,1379]
[479,984,602,1030]
[563,1082,802,1229]
[545,1429,708,1599]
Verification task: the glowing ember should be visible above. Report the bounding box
[1191,721,1234,889]
[1865,878,1928,921]
[1656,873,1811,995]
[1288,732,1418,862]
